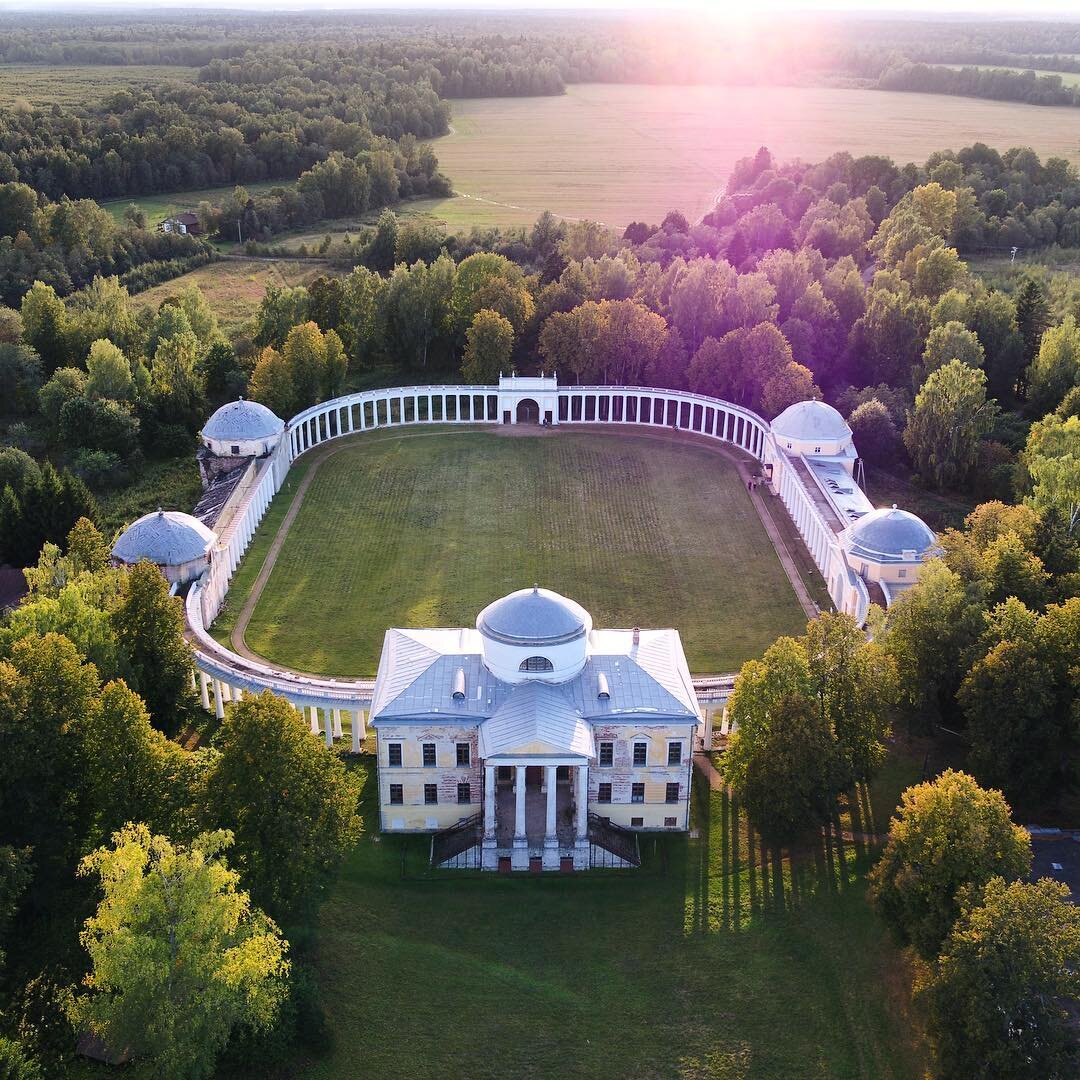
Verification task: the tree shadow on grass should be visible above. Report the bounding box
[683,777,876,936]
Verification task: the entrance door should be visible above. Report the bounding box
[516,398,540,424]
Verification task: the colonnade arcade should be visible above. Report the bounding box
[184,376,762,739]
[286,380,769,465]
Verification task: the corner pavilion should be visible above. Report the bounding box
[369,588,699,870]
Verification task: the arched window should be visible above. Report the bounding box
[519,656,554,673]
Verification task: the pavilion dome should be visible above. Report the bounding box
[771,399,851,443]
[478,587,590,647]
[202,398,284,443]
[844,507,936,562]
[112,509,216,568]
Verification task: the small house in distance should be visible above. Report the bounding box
[160,211,202,236]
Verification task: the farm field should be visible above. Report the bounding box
[434,83,1080,228]
[102,179,287,229]
[0,62,197,107]
[135,258,341,337]
[230,429,809,677]
[275,753,928,1080]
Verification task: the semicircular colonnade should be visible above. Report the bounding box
[185,378,771,745]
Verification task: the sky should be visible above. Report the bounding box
[9,1,1080,14]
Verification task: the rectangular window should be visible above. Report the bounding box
[666,783,680,804]
[898,568,907,579]
[424,784,438,805]
[597,782,612,804]
[667,741,682,766]
[422,743,436,768]
[665,817,677,827]
[631,783,645,804]
[387,743,402,768]
[599,741,613,767]
[456,743,470,767]
[457,783,471,804]
[631,816,643,827]
[389,784,403,805]
[633,742,647,767]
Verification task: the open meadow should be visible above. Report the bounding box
[433,83,1080,228]
[102,179,286,229]
[273,753,928,1080]
[134,258,340,337]
[0,63,197,108]
[224,429,810,677]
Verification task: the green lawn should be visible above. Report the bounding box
[233,429,808,677]
[278,754,927,1080]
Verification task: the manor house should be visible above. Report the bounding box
[369,587,699,870]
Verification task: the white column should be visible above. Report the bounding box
[544,766,557,840]
[199,671,210,710]
[575,764,588,839]
[356,708,367,742]
[308,706,319,735]
[514,765,526,839]
[324,710,333,749]
[213,678,224,720]
[349,711,360,753]
[333,709,343,738]
[484,765,496,838]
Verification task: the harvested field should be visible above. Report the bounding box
[433,83,1080,228]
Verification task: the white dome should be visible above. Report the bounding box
[112,510,216,567]
[203,398,284,443]
[476,587,592,684]
[478,587,590,646]
[844,507,936,562]
[771,400,851,442]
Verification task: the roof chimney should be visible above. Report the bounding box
[451,667,466,701]
[632,627,640,646]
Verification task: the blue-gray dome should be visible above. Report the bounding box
[112,510,216,567]
[477,587,590,646]
[203,398,284,442]
[845,507,936,562]
[771,399,850,442]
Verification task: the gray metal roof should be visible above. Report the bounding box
[113,510,216,566]
[370,627,698,724]
[478,681,594,758]
[202,398,284,442]
[845,507,936,562]
[771,399,851,441]
[477,587,588,646]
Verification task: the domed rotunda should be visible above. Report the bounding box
[476,586,593,683]
[770,399,853,457]
[843,506,937,564]
[112,509,216,585]
[201,397,285,458]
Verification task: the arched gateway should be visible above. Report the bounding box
[514,397,540,424]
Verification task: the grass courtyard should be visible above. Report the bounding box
[277,753,927,1080]
[225,429,809,676]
